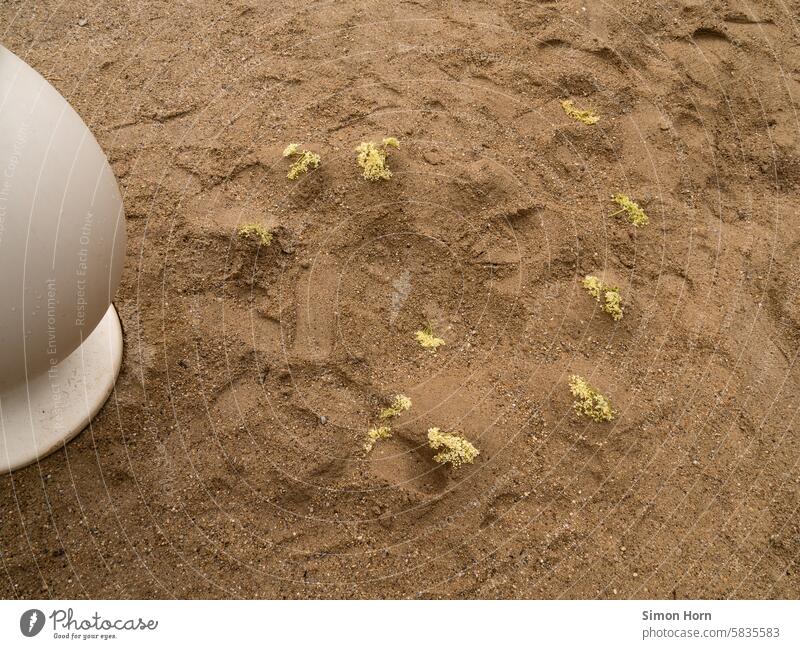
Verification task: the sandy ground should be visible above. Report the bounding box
[1,0,799,599]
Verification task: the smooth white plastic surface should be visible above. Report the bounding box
[0,46,125,473]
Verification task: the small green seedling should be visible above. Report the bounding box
[379,394,412,419]
[283,143,321,180]
[364,425,392,453]
[582,275,623,321]
[427,428,479,468]
[611,194,649,227]
[238,223,273,246]
[356,137,400,181]
[415,325,445,351]
[561,99,599,125]
[568,375,614,422]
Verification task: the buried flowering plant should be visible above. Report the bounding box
[427,428,479,468]
[415,324,445,350]
[611,193,649,227]
[568,375,614,422]
[561,99,599,125]
[356,137,400,181]
[364,394,412,452]
[282,143,321,180]
[582,275,623,321]
[379,394,412,419]
[237,223,273,246]
[364,425,392,453]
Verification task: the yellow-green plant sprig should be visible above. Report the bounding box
[238,223,273,246]
[611,194,648,227]
[427,428,479,468]
[379,394,412,419]
[364,426,392,453]
[568,375,614,422]
[561,99,599,125]
[365,393,412,453]
[582,275,623,321]
[415,325,445,351]
[356,137,400,181]
[283,143,321,180]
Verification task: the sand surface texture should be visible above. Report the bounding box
[1,0,799,598]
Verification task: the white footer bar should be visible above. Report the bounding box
[1,600,797,648]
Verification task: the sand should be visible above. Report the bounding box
[1,0,799,599]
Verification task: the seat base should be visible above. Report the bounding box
[0,305,123,474]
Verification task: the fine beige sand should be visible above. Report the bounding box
[1,0,799,598]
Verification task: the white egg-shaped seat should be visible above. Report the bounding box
[0,46,125,473]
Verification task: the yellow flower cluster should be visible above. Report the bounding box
[379,394,412,420]
[611,193,649,227]
[364,426,392,453]
[282,143,321,180]
[237,223,273,246]
[427,428,480,468]
[582,275,623,321]
[561,99,600,125]
[365,397,482,469]
[356,137,400,181]
[415,327,445,350]
[568,375,615,422]
[365,394,412,452]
